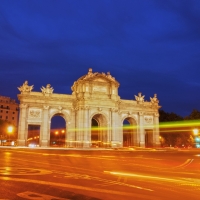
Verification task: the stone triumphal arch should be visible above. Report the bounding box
[17,69,160,148]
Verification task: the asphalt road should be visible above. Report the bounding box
[0,147,200,200]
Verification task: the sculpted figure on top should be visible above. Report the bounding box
[41,84,54,94]
[18,81,34,93]
[135,92,145,103]
[83,68,97,79]
[150,94,159,104]
[83,68,115,82]
[105,72,115,81]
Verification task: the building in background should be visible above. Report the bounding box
[0,96,19,126]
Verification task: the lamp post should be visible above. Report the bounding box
[7,126,13,145]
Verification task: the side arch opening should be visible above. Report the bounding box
[123,117,137,147]
[91,114,108,147]
[50,114,66,147]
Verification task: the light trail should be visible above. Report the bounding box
[104,171,200,185]
[53,119,200,132]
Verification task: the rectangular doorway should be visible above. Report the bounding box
[28,125,40,147]
[145,129,153,147]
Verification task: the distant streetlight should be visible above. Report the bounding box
[193,129,199,135]
[7,126,13,133]
[7,126,13,143]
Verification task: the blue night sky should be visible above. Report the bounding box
[0,0,200,117]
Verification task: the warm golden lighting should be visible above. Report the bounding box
[62,130,65,133]
[193,129,199,135]
[7,126,13,133]
[55,131,58,135]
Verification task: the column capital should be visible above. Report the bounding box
[110,108,118,112]
[43,105,49,110]
[139,112,143,116]
[154,112,159,117]
[19,103,27,109]
[84,106,90,110]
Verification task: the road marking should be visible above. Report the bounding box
[173,159,194,169]
[0,167,52,176]
[94,175,153,191]
[17,191,68,200]
[0,177,141,197]
[132,157,163,160]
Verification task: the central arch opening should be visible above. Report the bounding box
[123,117,137,147]
[91,114,108,147]
[50,114,66,147]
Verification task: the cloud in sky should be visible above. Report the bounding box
[0,0,200,117]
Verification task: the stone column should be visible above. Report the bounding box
[18,103,28,146]
[111,108,120,147]
[83,106,90,147]
[154,112,160,147]
[76,107,83,147]
[40,105,49,147]
[66,109,76,147]
[138,112,145,147]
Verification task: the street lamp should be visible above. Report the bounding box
[193,129,199,135]
[7,126,13,144]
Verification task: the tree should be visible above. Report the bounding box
[159,110,183,122]
[159,110,184,147]
[184,109,200,120]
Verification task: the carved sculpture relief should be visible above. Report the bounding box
[135,92,145,103]
[150,94,159,104]
[83,68,116,82]
[29,109,41,118]
[144,116,153,124]
[18,81,33,93]
[41,84,54,94]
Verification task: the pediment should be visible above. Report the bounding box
[93,77,107,82]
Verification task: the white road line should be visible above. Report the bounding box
[173,159,194,169]
[0,177,147,197]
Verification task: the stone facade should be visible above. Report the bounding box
[17,69,161,148]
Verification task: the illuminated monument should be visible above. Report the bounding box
[17,69,160,148]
